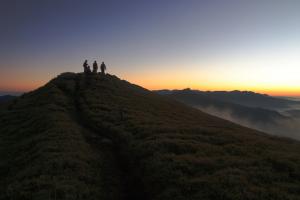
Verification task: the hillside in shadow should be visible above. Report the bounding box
[0,73,300,200]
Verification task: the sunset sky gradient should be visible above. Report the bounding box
[1,0,300,96]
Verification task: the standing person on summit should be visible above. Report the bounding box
[83,60,88,73]
[92,61,98,73]
[100,62,107,74]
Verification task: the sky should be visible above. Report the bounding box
[1,0,300,96]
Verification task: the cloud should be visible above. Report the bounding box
[197,105,300,141]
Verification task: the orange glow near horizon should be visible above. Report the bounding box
[119,69,300,97]
[0,81,46,93]
[135,81,300,97]
[1,77,299,97]
[1,63,299,97]
[0,71,49,93]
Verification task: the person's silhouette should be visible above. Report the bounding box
[83,60,88,73]
[93,61,98,73]
[87,65,91,73]
[100,62,107,74]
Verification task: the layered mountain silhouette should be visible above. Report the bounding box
[0,95,16,103]
[156,89,300,138]
[1,73,300,200]
[157,89,299,110]
[156,89,289,123]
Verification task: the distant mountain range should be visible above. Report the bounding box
[155,89,300,137]
[0,95,16,103]
[1,72,300,199]
[156,89,299,110]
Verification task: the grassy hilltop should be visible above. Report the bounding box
[0,72,300,200]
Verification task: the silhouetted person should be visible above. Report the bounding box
[100,62,107,74]
[87,65,91,73]
[93,61,98,73]
[83,60,88,73]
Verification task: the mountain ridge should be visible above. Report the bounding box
[1,72,300,200]
[155,88,300,139]
[155,88,289,122]
[155,88,299,109]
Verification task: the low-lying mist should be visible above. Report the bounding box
[197,105,300,141]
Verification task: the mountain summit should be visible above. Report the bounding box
[0,72,300,200]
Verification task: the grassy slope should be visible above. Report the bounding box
[0,72,300,200]
[0,73,124,200]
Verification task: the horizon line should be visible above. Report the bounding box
[1,89,300,98]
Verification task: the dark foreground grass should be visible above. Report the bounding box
[0,72,299,200]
